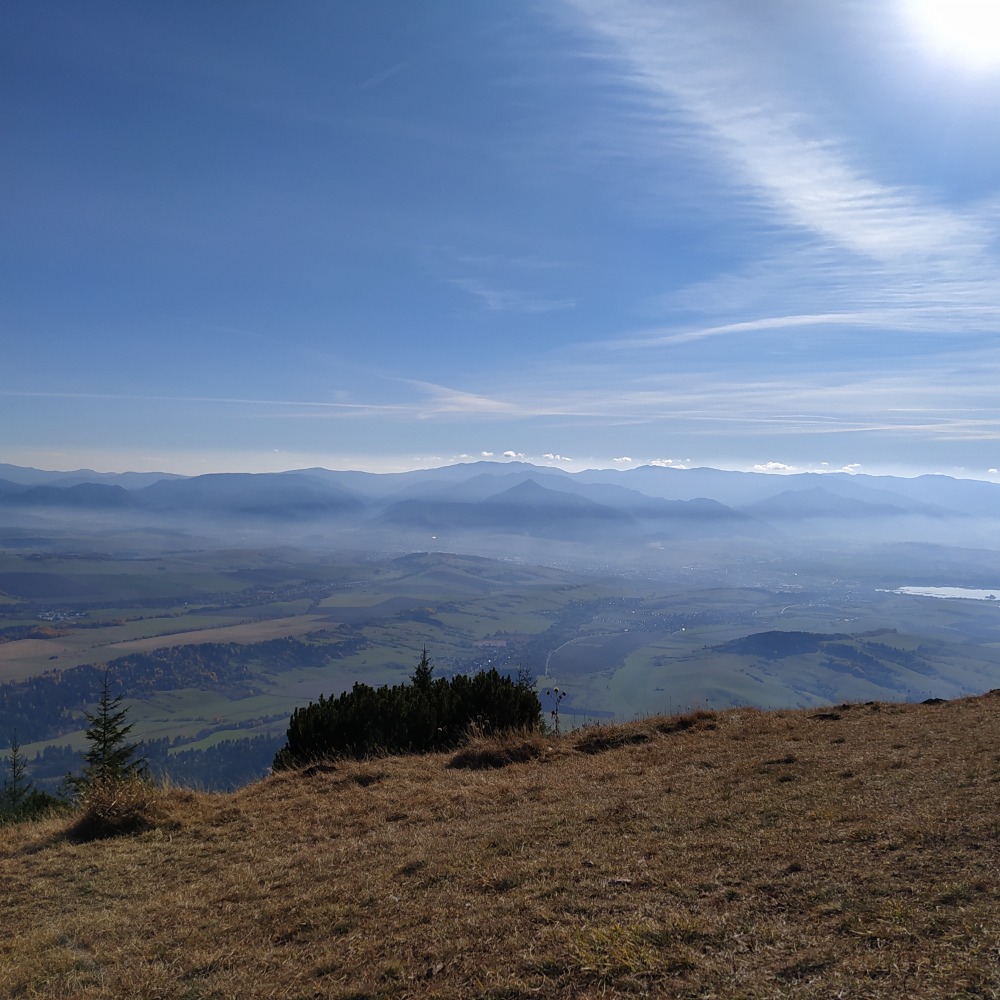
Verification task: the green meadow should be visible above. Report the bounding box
[5,543,1000,785]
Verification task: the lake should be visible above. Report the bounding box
[882,586,1000,602]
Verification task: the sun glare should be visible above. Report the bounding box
[906,0,1000,71]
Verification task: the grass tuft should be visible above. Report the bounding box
[655,708,718,735]
[573,722,651,755]
[447,727,545,770]
[66,778,160,842]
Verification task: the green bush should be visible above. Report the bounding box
[273,652,541,768]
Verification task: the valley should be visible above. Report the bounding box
[4,459,1000,790]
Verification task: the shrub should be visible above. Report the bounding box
[273,652,541,768]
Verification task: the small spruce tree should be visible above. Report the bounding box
[2,734,64,823]
[69,670,147,791]
[2,733,29,815]
[411,647,433,691]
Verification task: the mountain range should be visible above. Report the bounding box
[0,460,997,553]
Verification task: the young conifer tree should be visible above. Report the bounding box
[411,647,433,691]
[71,670,148,790]
[2,733,30,815]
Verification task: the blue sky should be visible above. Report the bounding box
[5,1,1000,479]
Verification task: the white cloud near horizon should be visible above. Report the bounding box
[10,343,1000,447]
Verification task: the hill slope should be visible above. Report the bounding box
[4,696,1000,998]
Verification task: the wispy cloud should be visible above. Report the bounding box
[449,277,576,314]
[560,0,1000,336]
[0,389,406,413]
[352,60,409,92]
[402,379,521,417]
[454,253,568,270]
[563,0,991,260]
[10,346,1000,451]
[379,343,1000,444]
[610,311,881,348]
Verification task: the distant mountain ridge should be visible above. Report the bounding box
[379,478,636,540]
[0,463,184,489]
[0,482,139,509]
[0,459,997,550]
[739,486,948,521]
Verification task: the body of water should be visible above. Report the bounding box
[881,586,1000,602]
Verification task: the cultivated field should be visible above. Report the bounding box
[7,542,1000,781]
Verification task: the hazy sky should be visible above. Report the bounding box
[6,1,1000,478]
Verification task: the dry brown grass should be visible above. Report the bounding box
[4,696,1000,998]
[66,777,173,843]
[447,726,546,771]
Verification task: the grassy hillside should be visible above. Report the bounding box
[4,696,1000,998]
